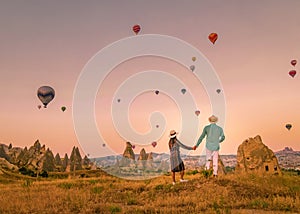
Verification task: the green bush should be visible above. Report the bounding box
[109,205,122,213]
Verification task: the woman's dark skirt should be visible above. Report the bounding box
[171,161,185,172]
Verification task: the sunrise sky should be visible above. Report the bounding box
[1,1,300,157]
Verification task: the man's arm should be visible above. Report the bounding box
[219,128,225,143]
[195,127,207,147]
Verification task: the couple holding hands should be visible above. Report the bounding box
[168,115,225,185]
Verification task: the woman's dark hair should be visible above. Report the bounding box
[168,137,177,150]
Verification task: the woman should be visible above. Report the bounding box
[169,130,194,185]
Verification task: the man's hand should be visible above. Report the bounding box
[193,146,197,150]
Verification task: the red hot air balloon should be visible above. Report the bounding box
[289,70,296,78]
[291,59,297,67]
[151,141,157,147]
[208,33,218,44]
[195,110,200,116]
[155,90,159,95]
[132,24,141,35]
[37,105,41,109]
[132,145,135,149]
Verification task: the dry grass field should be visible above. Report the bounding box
[0,169,299,214]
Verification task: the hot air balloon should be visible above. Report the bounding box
[151,141,157,147]
[132,24,141,35]
[291,59,297,67]
[216,89,221,94]
[181,88,186,94]
[208,33,218,44]
[285,124,292,130]
[37,105,41,109]
[132,145,135,149]
[37,86,55,108]
[61,106,66,112]
[155,90,159,95]
[190,65,195,72]
[195,110,200,116]
[117,98,121,103]
[156,125,159,128]
[102,143,106,147]
[289,70,296,78]
[192,57,196,62]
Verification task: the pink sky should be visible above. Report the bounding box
[1,1,300,156]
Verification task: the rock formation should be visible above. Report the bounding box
[138,148,147,161]
[137,149,154,169]
[39,148,56,172]
[123,142,135,160]
[0,140,94,176]
[236,135,281,175]
[137,148,147,169]
[62,153,69,172]
[0,158,18,172]
[82,155,91,169]
[54,153,62,172]
[120,142,135,166]
[69,147,82,171]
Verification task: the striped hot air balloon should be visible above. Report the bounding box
[132,24,141,35]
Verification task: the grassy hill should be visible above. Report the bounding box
[0,169,299,213]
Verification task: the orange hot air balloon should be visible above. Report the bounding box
[291,59,297,67]
[289,70,296,78]
[208,33,218,44]
[132,24,141,35]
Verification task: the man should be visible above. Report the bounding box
[193,115,225,177]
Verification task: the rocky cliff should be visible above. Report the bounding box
[0,140,93,176]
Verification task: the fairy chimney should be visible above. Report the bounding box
[138,148,147,161]
[137,148,147,169]
[120,142,135,166]
[236,135,281,175]
[123,142,135,160]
